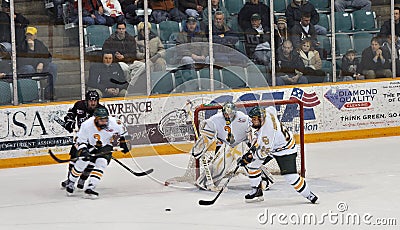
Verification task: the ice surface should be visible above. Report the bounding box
[0,137,399,229]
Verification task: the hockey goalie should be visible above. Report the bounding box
[190,102,274,192]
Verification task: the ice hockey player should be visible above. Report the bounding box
[65,107,129,198]
[60,90,107,189]
[239,106,318,203]
[192,102,273,191]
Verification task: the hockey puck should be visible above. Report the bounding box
[165,208,171,212]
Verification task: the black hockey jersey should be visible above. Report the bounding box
[63,100,106,133]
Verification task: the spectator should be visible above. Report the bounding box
[0,42,11,78]
[381,34,400,77]
[207,11,238,66]
[379,7,400,42]
[69,0,106,25]
[238,0,270,32]
[339,49,363,81]
[87,52,127,98]
[178,0,206,19]
[149,0,186,23]
[275,40,308,85]
[274,16,289,50]
[359,37,392,79]
[100,0,125,26]
[102,22,145,86]
[202,0,230,26]
[46,0,65,25]
[0,0,29,50]
[135,22,166,72]
[120,0,144,25]
[334,0,371,12]
[298,39,325,83]
[18,27,57,100]
[176,16,208,66]
[286,0,326,35]
[290,12,319,50]
[244,13,271,67]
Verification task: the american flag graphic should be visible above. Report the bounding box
[290,88,320,108]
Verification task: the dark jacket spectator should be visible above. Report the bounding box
[359,37,392,79]
[340,49,361,79]
[274,16,289,50]
[149,0,186,23]
[70,0,106,25]
[0,0,29,51]
[379,7,400,41]
[178,0,206,19]
[102,22,138,63]
[0,42,12,78]
[202,0,230,26]
[290,13,318,50]
[285,0,326,35]
[244,13,271,66]
[238,0,270,31]
[87,52,127,98]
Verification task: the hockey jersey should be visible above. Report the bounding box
[202,111,250,147]
[250,107,297,158]
[76,116,123,150]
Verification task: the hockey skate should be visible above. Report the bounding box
[245,184,264,203]
[84,188,99,199]
[307,192,318,204]
[65,181,75,196]
[61,179,69,189]
[77,178,85,189]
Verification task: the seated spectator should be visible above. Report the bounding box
[120,0,144,25]
[0,42,12,79]
[207,11,238,66]
[334,0,371,12]
[0,0,29,50]
[17,27,57,100]
[274,16,289,50]
[87,52,127,98]
[100,0,125,26]
[359,37,392,79]
[244,13,271,68]
[275,40,308,85]
[339,49,363,81]
[178,0,206,19]
[69,0,106,25]
[135,22,166,72]
[298,39,325,83]
[379,7,400,42]
[286,0,327,35]
[290,12,319,50]
[102,22,145,86]
[149,0,186,23]
[238,0,270,32]
[382,34,400,77]
[202,0,230,27]
[176,16,208,66]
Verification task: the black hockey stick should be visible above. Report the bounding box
[111,156,154,177]
[48,149,112,163]
[198,164,240,206]
[110,78,128,85]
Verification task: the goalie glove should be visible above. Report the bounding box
[119,136,130,154]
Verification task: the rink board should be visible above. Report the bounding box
[1,78,400,167]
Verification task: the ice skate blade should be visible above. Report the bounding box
[245,196,264,203]
[83,194,99,200]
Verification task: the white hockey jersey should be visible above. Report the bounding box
[76,116,124,150]
[202,111,250,147]
[250,106,297,158]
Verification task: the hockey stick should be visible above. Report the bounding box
[111,156,154,177]
[198,164,240,206]
[48,149,112,163]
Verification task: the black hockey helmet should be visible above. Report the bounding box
[222,102,236,123]
[249,106,266,129]
[85,90,100,101]
[93,107,109,119]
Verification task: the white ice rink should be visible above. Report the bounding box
[0,136,399,230]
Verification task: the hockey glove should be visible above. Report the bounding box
[79,148,90,161]
[238,146,257,166]
[119,137,130,154]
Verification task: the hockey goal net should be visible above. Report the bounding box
[165,99,305,186]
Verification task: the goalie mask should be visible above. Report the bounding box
[222,102,236,123]
[249,106,266,129]
[94,107,109,129]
